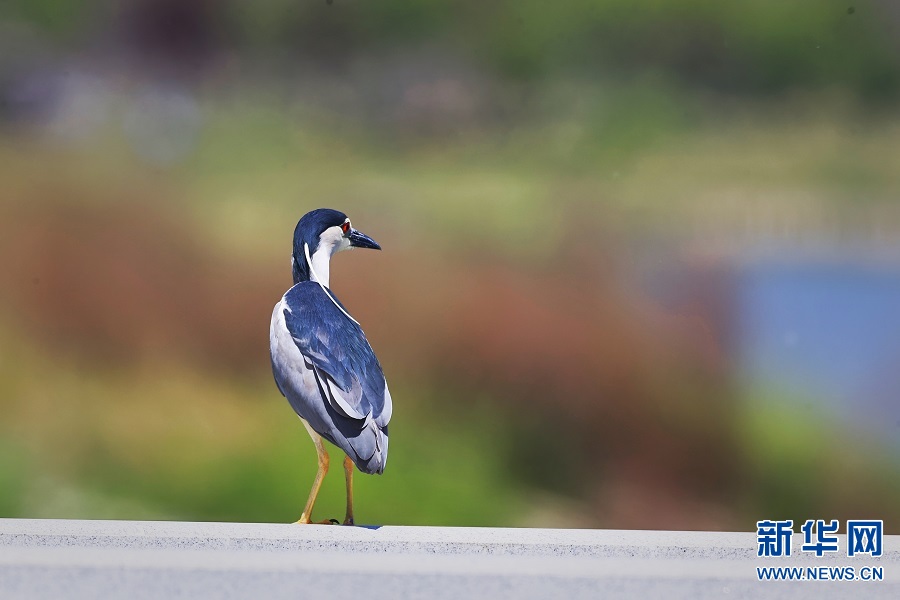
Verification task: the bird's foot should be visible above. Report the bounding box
[342,516,355,526]
[294,515,340,525]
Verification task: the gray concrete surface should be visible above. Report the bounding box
[1,519,897,599]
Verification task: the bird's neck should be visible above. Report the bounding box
[292,244,331,288]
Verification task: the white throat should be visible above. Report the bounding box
[304,241,359,326]
[307,243,332,287]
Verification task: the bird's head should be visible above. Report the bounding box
[291,208,381,285]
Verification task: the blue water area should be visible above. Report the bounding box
[738,260,900,440]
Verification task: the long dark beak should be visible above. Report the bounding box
[348,229,381,250]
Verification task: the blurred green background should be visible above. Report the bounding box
[1,1,899,531]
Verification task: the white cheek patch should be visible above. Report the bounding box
[318,225,352,255]
[330,225,353,254]
[319,226,345,252]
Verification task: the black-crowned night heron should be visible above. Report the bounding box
[270,208,391,525]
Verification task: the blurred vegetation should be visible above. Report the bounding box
[6,1,898,94]
[0,1,899,530]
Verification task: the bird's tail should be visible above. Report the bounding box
[349,423,389,475]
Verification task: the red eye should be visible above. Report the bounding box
[341,222,350,234]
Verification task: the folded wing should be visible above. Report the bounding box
[282,283,392,430]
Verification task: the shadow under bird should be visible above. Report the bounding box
[270,208,391,525]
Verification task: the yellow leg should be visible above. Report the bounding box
[343,455,355,526]
[295,420,333,525]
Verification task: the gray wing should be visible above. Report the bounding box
[282,283,391,426]
[272,282,391,474]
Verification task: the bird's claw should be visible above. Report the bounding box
[294,517,340,525]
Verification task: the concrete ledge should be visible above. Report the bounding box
[1,519,897,599]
